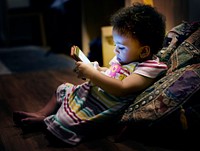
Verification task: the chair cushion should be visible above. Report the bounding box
[121,63,200,126]
[167,28,200,73]
[157,21,200,67]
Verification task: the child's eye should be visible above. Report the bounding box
[118,46,125,50]
[114,44,125,50]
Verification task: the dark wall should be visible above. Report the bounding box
[5,0,82,54]
[0,0,8,47]
[83,0,124,40]
[42,0,82,54]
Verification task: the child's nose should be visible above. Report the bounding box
[114,48,120,54]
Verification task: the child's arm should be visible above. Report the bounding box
[76,61,155,97]
[90,69,154,97]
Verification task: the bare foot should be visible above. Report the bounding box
[13,111,46,126]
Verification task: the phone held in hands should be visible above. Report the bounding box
[71,45,92,80]
[70,45,91,64]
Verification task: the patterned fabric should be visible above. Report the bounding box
[157,21,200,66]
[121,64,200,126]
[167,28,200,73]
[44,56,167,145]
[121,21,200,130]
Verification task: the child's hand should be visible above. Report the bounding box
[75,61,98,79]
[91,61,108,72]
[91,61,99,70]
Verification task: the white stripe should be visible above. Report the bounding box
[134,66,166,78]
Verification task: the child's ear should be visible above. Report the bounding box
[139,46,150,59]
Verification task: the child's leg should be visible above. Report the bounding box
[13,93,58,125]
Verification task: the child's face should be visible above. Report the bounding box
[112,30,143,65]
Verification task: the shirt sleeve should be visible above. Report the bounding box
[133,57,168,78]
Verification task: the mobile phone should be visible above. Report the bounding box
[71,46,91,64]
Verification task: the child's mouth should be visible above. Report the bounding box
[117,57,121,62]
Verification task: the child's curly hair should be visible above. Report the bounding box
[110,3,166,54]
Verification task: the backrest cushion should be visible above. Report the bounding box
[121,64,200,126]
[167,28,200,73]
[157,21,200,67]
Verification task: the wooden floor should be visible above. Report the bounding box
[0,68,191,151]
